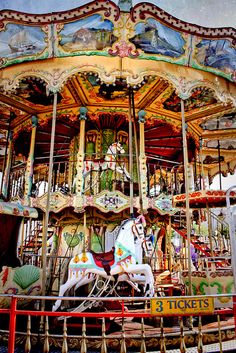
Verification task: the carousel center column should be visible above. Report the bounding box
[24,115,38,206]
[74,107,88,212]
[138,110,148,212]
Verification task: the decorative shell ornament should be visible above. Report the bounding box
[13,265,41,290]
[64,231,83,248]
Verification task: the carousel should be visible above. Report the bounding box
[0,0,236,351]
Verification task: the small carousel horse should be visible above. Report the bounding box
[52,216,154,311]
[83,141,130,180]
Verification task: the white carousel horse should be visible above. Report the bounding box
[52,216,155,311]
[149,184,161,197]
[83,141,130,180]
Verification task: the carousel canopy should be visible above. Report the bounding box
[0,201,38,217]
[0,0,235,181]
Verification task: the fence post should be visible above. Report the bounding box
[8,296,17,353]
[233,294,236,336]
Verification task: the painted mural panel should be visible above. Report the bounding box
[163,88,217,113]
[0,24,47,61]
[13,78,63,107]
[206,139,236,150]
[182,270,234,309]
[58,14,117,53]
[59,224,85,257]
[130,19,186,58]
[201,113,236,130]
[195,39,236,80]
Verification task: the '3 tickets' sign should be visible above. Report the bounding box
[150,297,214,316]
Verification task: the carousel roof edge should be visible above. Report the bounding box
[0,0,120,23]
[0,1,235,83]
[0,1,235,36]
[0,201,38,218]
[1,56,236,96]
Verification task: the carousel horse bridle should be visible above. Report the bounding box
[131,215,146,242]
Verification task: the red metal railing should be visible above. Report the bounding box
[0,294,235,353]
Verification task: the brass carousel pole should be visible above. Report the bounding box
[226,186,236,291]
[41,91,58,298]
[131,92,142,212]
[217,117,222,190]
[138,110,149,213]
[180,99,193,296]
[1,131,13,199]
[24,115,38,204]
[129,87,134,218]
[0,111,14,196]
[199,138,205,190]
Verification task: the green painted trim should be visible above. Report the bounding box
[191,61,232,82]
[1,52,50,69]
[56,50,110,58]
[137,53,188,66]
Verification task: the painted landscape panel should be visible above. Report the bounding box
[0,24,46,59]
[58,14,117,52]
[130,18,185,58]
[196,39,236,80]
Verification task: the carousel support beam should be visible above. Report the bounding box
[0,111,14,197]
[199,138,205,190]
[217,140,222,190]
[180,99,192,296]
[78,107,87,155]
[1,131,13,199]
[206,204,214,259]
[41,92,58,298]
[217,117,222,190]
[128,88,134,218]
[138,110,149,212]
[83,212,88,252]
[19,218,25,259]
[132,99,141,209]
[226,185,236,291]
[24,115,38,205]
[74,107,88,210]
[168,217,172,271]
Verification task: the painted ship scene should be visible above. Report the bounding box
[0,0,236,352]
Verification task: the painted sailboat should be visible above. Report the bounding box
[8,30,36,53]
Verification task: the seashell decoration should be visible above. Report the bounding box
[13,265,40,290]
[64,231,83,248]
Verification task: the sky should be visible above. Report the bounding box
[0,0,236,28]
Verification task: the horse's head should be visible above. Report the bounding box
[111,142,126,155]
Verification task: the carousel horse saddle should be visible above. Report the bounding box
[90,247,115,275]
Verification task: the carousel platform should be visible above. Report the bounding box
[0,340,236,353]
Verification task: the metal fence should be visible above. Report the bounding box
[0,294,235,353]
